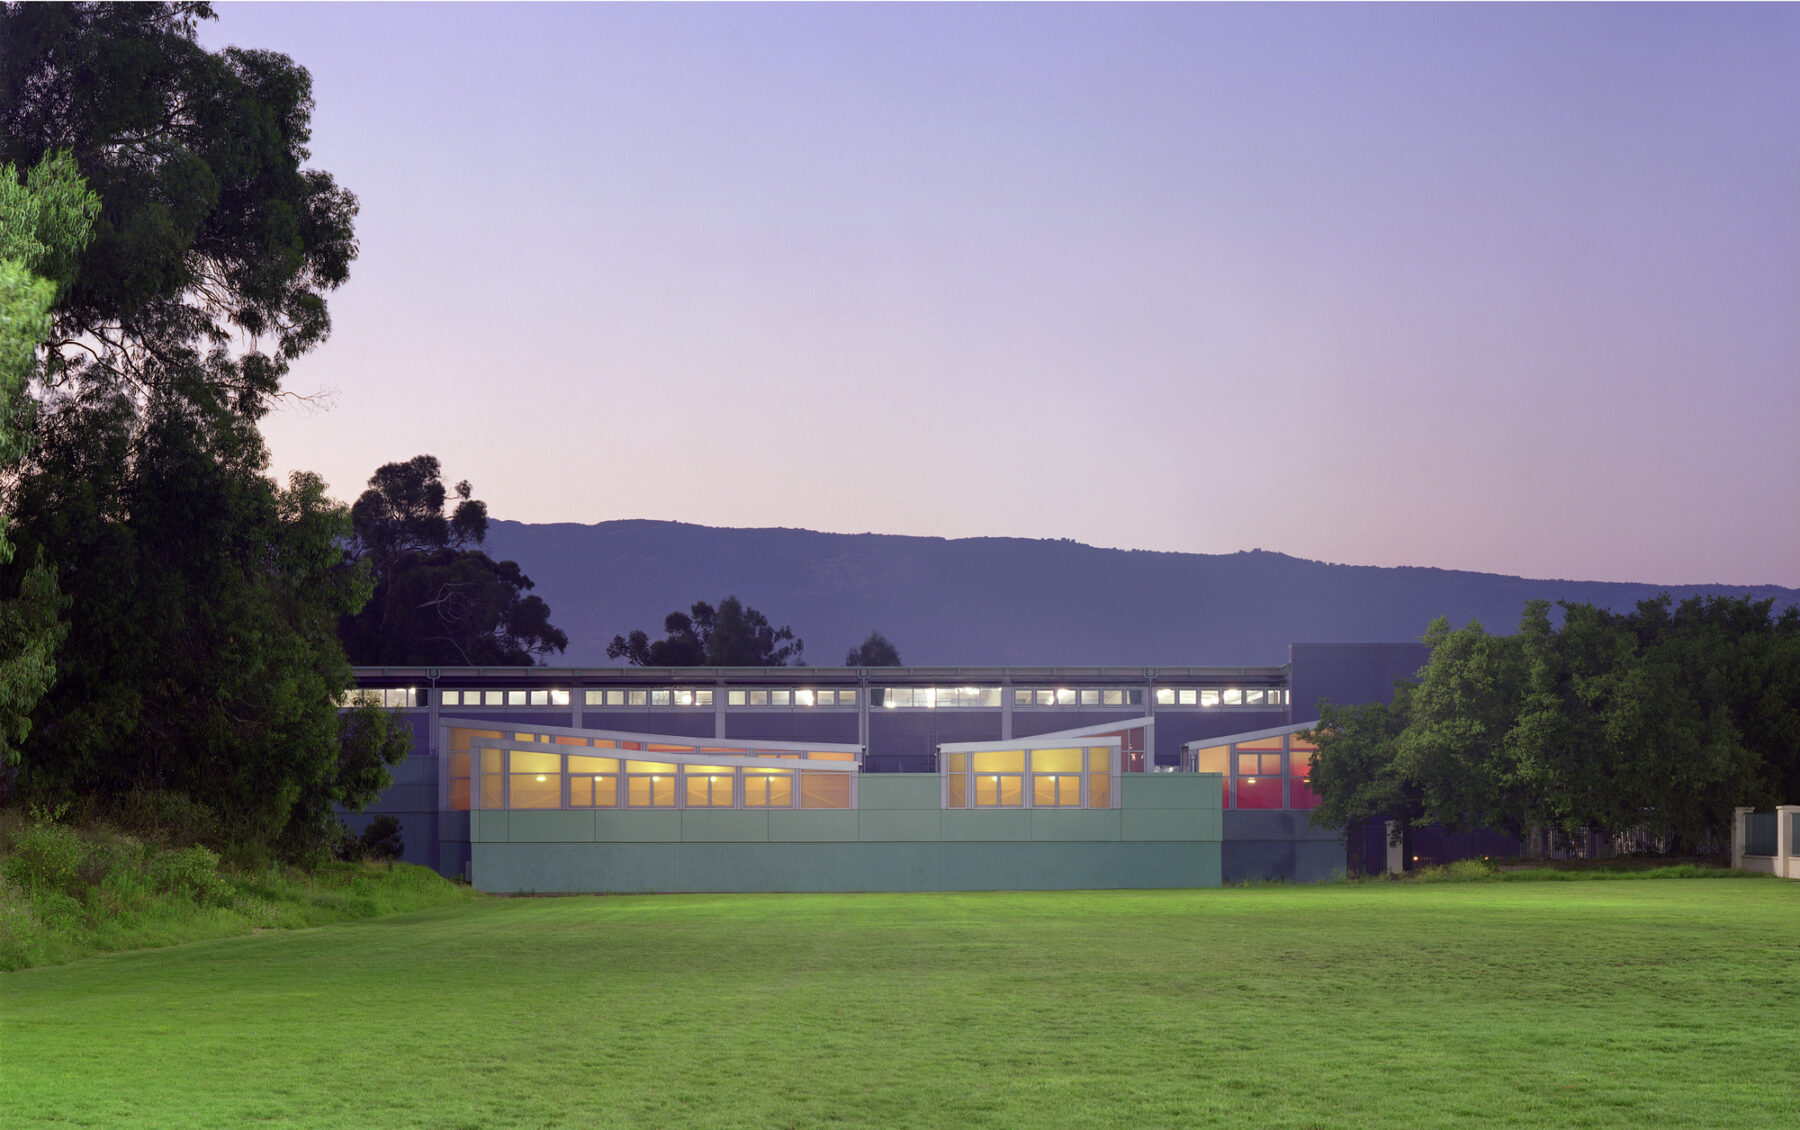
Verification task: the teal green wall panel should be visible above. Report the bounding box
[941,809,1032,841]
[1121,807,1210,841]
[768,810,860,842]
[858,810,942,841]
[1123,775,1222,809]
[503,810,597,842]
[681,810,770,842]
[592,811,683,843]
[471,810,508,842]
[471,773,1222,893]
[857,777,942,810]
[1030,810,1121,841]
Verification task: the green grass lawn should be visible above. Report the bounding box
[4,879,1797,1128]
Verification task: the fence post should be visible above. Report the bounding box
[1731,807,1751,871]
[1384,820,1402,876]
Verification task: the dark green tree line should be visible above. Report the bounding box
[1307,595,1800,853]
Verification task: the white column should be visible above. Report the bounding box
[1777,805,1798,880]
[1732,806,1751,871]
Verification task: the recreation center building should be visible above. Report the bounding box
[348,643,1425,893]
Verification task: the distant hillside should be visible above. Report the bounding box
[479,520,1799,669]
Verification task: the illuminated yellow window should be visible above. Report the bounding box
[569,776,618,807]
[448,727,500,753]
[510,773,560,809]
[743,771,793,808]
[626,775,676,807]
[479,774,503,809]
[625,760,677,774]
[567,755,618,774]
[1032,774,1080,807]
[1237,737,1284,750]
[449,779,471,810]
[685,771,735,807]
[975,774,1023,807]
[946,772,966,807]
[1030,748,1082,773]
[1193,746,1229,775]
[1087,773,1110,808]
[510,749,560,774]
[972,749,1025,773]
[799,772,851,809]
[1087,747,1113,773]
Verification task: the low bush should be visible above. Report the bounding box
[0,808,472,971]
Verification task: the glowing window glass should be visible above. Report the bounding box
[799,772,851,809]
[1032,748,1082,773]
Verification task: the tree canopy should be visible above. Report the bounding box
[0,150,96,767]
[1306,595,1800,854]
[845,631,901,667]
[339,456,567,667]
[0,4,400,858]
[609,597,804,667]
[0,1,358,412]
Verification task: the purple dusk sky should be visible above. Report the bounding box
[199,4,1799,588]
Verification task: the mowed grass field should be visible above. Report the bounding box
[4,879,1798,1129]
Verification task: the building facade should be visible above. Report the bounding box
[349,642,1426,889]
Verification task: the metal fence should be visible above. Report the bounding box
[1744,811,1778,857]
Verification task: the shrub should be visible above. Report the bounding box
[358,815,404,862]
[147,845,232,906]
[3,821,91,897]
[112,790,221,848]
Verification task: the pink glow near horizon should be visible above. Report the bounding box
[201,4,1799,587]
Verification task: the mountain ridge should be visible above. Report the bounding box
[481,519,1799,668]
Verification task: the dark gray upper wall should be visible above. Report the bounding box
[1287,643,1431,724]
[483,519,1798,668]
